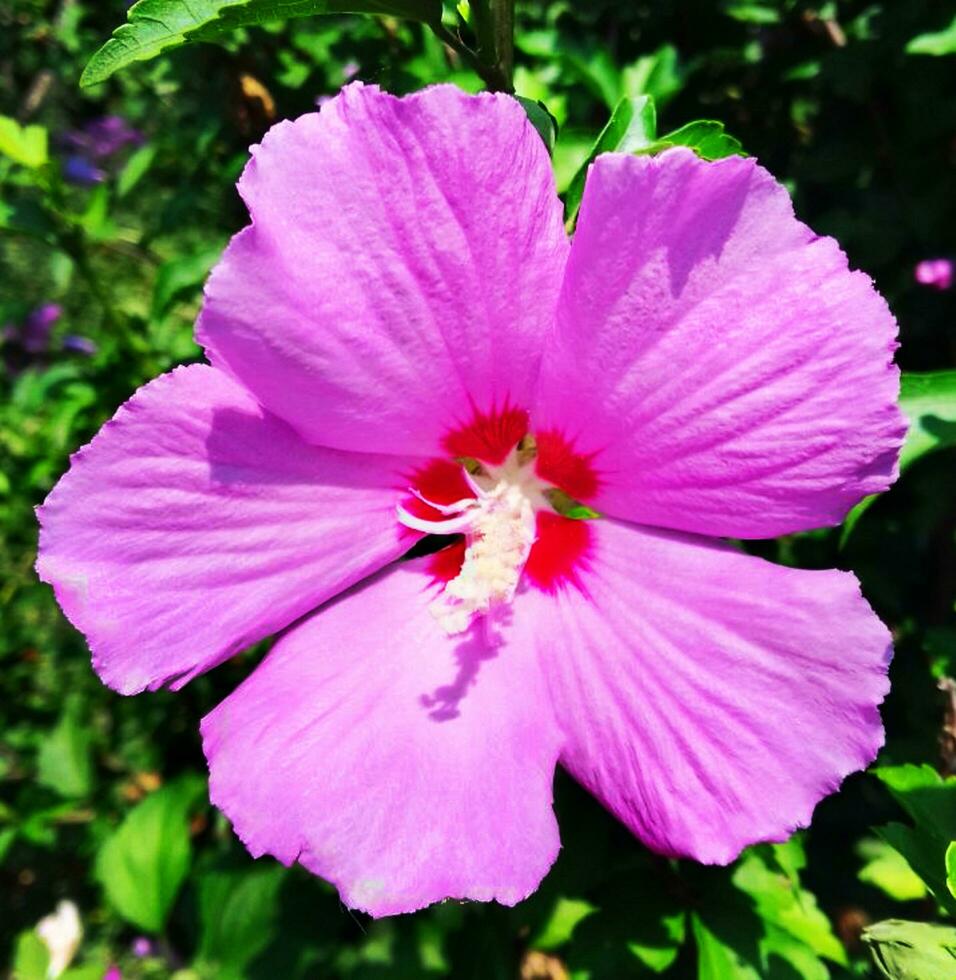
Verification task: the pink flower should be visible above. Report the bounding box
[37,84,905,917]
[914,257,953,290]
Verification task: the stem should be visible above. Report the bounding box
[429,0,515,93]
[489,0,514,92]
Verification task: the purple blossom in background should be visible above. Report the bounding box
[21,303,62,353]
[61,115,142,185]
[130,937,153,958]
[63,156,105,186]
[62,335,97,356]
[63,115,143,159]
[2,304,95,368]
[914,257,953,291]
[38,84,905,917]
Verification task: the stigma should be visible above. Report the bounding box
[397,449,552,634]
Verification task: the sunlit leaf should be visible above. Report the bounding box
[116,143,157,198]
[195,865,287,978]
[638,119,744,161]
[531,896,596,950]
[81,0,443,86]
[906,15,956,56]
[690,841,842,980]
[947,842,956,900]
[858,837,929,902]
[863,919,956,980]
[723,3,780,25]
[621,44,682,107]
[563,96,744,228]
[733,846,847,965]
[35,699,94,799]
[95,774,205,932]
[564,95,657,226]
[872,764,956,917]
[11,930,51,980]
[0,115,48,168]
[843,371,956,541]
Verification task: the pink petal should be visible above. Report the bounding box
[526,519,891,864]
[198,83,568,456]
[37,365,409,695]
[534,149,905,537]
[202,556,562,916]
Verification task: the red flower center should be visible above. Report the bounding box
[399,408,597,611]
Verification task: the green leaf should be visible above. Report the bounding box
[947,841,956,900]
[906,15,956,56]
[872,764,956,916]
[116,143,157,197]
[515,96,557,155]
[194,865,287,978]
[621,44,682,108]
[95,774,205,932]
[564,95,657,226]
[863,919,956,980]
[0,115,48,168]
[35,700,94,798]
[896,371,956,471]
[691,842,842,980]
[843,371,956,541]
[61,967,112,980]
[733,846,847,965]
[11,930,51,980]
[858,837,929,902]
[531,897,596,950]
[151,243,225,321]
[567,890,686,975]
[81,0,443,87]
[638,119,744,161]
[723,3,781,25]
[563,97,745,228]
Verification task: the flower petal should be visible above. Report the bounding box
[534,149,905,537]
[198,83,569,456]
[525,518,891,863]
[37,365,409,695]
[202,555,562,916]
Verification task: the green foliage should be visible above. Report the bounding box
[150,244,225,322]
[35,698,94,799]
[906,15,956,56]
[638,119,743,161]
[81,0,443,86]
[564,95,657,224]
[896,371,956,470]
[95,774,206,932]
[863,920,956,980]
[11,931,50,980]
[564,94,743,226]
[872,765,956,917]
[844,370,956,539]
[857,838,928,902]
[515,96,557,154]
[690,841,845,980]
[0,117,49,169]
[195,865,288,977]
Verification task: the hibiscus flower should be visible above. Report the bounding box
[37,83,905,916]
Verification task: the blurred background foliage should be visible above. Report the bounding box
[1,0,955,977]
